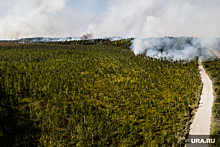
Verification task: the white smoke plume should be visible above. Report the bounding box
[0,0,66,39]
[0,0,219,48]
[92,0,220,42]
[89,0,219,59]
[131,37,202,60]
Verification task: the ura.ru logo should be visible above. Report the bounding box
[191,138,215,144]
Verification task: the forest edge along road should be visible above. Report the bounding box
[189,59,214,135]
[185,59,214,147]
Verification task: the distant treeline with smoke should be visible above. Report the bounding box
[202,38,220,61]
[131,36,202,60]
[80,31,94,40]
[0,36,127,43]
[58,38,134,48]
[1,36,203,60]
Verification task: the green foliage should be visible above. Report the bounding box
[58,38,134,48]
[0,43,202,146]
[203,59,220,146]
[203,60,220,139]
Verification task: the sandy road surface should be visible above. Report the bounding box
[185,60,214,146]
[189,62,213,135]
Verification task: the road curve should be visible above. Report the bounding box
[189,62,214,135]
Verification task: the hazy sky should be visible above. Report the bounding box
[0,0,220,41]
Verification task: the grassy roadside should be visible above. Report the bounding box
[202,60,220,146]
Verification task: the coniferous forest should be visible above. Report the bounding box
[203,59,220,147]
[0,39,202,146]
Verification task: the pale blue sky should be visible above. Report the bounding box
[0,0,108,15]
[0,0,220,39]
[0,0,110,38]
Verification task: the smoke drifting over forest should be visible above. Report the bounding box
[131,37,201,60]
[0,0,219,59]
[0,0,66,39]
[1,0,219,40]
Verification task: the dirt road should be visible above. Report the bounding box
[185,58,214,147]
[189,62,214,135]
[186,59,213,135]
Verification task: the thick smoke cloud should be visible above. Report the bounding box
[90,0,219,60]
[0,0,219,45]
[92,0,220,42]
[0,0,66,39]
[131,37,202,60]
